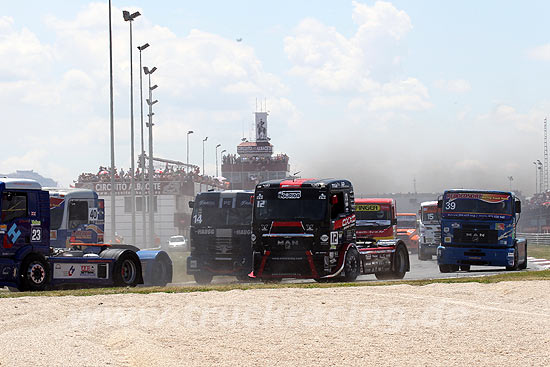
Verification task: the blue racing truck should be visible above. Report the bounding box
[437,189,527,272]
[0,179,171,291]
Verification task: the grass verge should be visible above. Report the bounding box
[528,244,550,259]
[1,269,549,299]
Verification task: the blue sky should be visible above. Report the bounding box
[2,1,550,195]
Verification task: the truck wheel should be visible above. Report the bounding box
[460,265,471,271]
[506,244,519,271]
[519,244,528,270]
[343,247,360,282]
[19,254,49,291]
[418,246,430,261]
[194,272,213,285]
[150,256,171,286]
[113,252,140,287]
[439,264,456,273]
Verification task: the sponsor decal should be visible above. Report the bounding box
[451,223,460,228]
[50,230,57,240]
[31,220,41,227]
[73,231,93,240]
[235,229,251,236]
[355,204,381,212]
[256,193,264,200]
[444,227,450,233]
[251,233,256,242]
[30,211,37,217]
[53,263,101,279]
[7,224,21,243]
[334,214,356,229]
[445,192,510,203]
[278,191,301,199]
[318,193,326,200]
[277,239,299,250]
[196,228,215,235]
[80,265,95,276]
[0,225,6,231]
[305,224,314,232]
[496,223,505,230]
[444,236,452,243]
[320,234,329,242]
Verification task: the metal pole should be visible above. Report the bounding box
[108,0,116,243]
[534,161,538,195]
[187,131,193,173]
[147,73,155,247]
[129,20,136,247]
[202,137,208,191]
[139,48,146,247]
[215,144,221,177]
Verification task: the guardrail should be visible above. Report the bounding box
[518,233,550,246]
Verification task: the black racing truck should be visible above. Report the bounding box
[187,190,254,284]
[251,178,409,282]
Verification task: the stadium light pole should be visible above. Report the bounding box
[215,144,221,177]
[108,0,117,243]
[538,160,544,194]
[186,130,194,173]
[123,9,141,247]
[144,65,158,247]
[201,137,208,191]
[138,42,149,246]
[533,161,539,195]
[220,149,226,179]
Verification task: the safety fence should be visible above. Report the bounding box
[518,233,550,246]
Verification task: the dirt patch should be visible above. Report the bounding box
[0,281,548,366]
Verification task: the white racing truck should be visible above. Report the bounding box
[418,200,440,260]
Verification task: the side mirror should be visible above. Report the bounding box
[392,218,397,225]
[437,199,442,208]
[515,200,521,214]
[188,201,194,209]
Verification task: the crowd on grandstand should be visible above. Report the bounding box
[525,191,550,209]
[76,165,226,188]
[222,153,289,165]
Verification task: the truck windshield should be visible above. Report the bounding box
[442,192,512,219]
[254,189,327,221]
[397,215,416,228]
[355,203,391,227]
[192,193,252,226]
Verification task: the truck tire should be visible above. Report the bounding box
[194,272,213,285]
[418,246,430,261]
[343,247,360,282]
[375,244,408,280]
[506,244,519,271]
[113,252,140,287]
[19,254,49,292]
[519,244,528,270]
[439,264,459,273]
[150,256,171,286]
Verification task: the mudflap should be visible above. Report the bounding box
[137,250,173,286]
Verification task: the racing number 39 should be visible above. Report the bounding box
[445,201,456,210]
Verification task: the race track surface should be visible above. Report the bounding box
[0,280,549,366]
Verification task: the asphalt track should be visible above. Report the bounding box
[173,253,549,287]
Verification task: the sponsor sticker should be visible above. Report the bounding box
[355,204,380,212]
[278,191,301,199]
[444,236,452,243]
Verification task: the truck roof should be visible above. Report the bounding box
[45,187,99,199]
[356,198,394,204]
[196,190,253,198]
[257,178,352,189]
[397,213,417,216]
[444,189,513,196]
[0,178,42,190]
[420,200,438,207]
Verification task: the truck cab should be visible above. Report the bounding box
[418,200,440,260]
[251,179,409,282]
[437,189,527,272]
[396,213,419,253]
[187,190,254,284]
[355,198,397,243]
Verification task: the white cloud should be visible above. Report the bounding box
[527,43,550,61]
[284,1,430,114]
[434,79,471,93]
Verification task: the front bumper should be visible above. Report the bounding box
[186,255,250,275]
[437,245,514,267]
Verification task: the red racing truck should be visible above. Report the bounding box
[251,179,409,282]
[396,213,419,253]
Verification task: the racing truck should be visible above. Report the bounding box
[396,213,419,253]
[437,189,527,272]
[417,200,441,260]
[355,198,409,280]
[187,190,254,284]
[0,179,171,291]
[251,179,409,282]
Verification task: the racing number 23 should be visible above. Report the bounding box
[31,228,42,242]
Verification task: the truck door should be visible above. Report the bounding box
[1,190,30,251]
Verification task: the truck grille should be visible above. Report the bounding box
[208,237,233,255]
[453,229,497,244]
